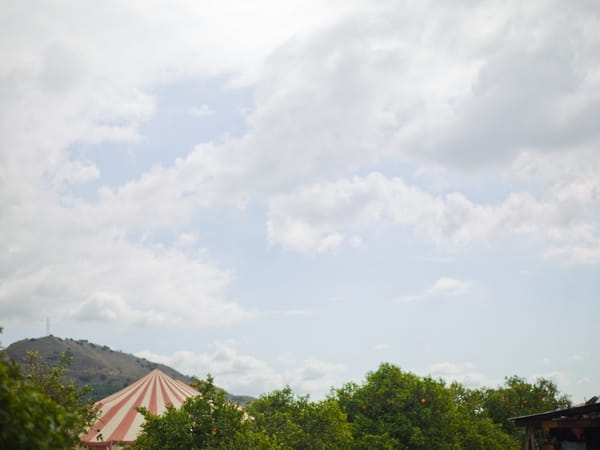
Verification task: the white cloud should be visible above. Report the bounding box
[268,309,319,317]
[136,342,347,399]
[529,371,569,388]
[510,149,600,264]
[189,105,215,117]
[1,2,600,406]
[427,362,497,388]
[54,161,100,185]
[3,1,599,193]
[373,344,391,352]
[70,292,170,326]
[418,256,457,264]
[396,277,471,303]
[546,245,600,265]
[174,232,199,248]
[286,360,348,398]
[267,172,600,263]
[395,295,423,304]
[138,341,284,396]
[0,1,380,326]
[267,173,440,254]
[91,0,597,217]
[4,0,591,272]
[426,277,471,297]
[0,192,247,326]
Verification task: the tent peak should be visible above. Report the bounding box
[81,367,199,448]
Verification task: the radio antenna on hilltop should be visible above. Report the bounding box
[46,317,50,336]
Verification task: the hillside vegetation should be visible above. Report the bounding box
[5,336,253,403]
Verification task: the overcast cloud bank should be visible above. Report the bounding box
[1,0,599,401]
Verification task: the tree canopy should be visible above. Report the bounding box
[130,374,277,450]
[129,364,568,450]
[246,386,352,449]
[478,375,571,441]
[0,350,97,449]
[335,363,518,450]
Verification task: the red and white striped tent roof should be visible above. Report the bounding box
[81,369,199,449]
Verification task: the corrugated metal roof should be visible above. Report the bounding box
[81,369,199,447]
[510,396,600,427]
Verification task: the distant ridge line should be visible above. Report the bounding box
[4,335,255,404]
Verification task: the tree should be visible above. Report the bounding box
[130,374,276,449]
[335,363,517,450]
[21,350,97,429]
[448,383,518,450]
[131,378,352,450]
[246,386,352,449]
[479,375,571,441]
[337,363,463,449]
[0,351,97,449]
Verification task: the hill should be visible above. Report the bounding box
[5,335,254,404]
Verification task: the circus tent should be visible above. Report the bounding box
[80,369,199,449]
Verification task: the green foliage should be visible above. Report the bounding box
[1,328,572,450]
[124,364,571,450]
[0,351,97,449]
[478,375,571,442]
[336,363,460,449]
[247,386,352,449]
[130,374,269,450]
[449,383,518,450]
[336,363,518,450]
[21,350,98,430]
[131,380,351,450]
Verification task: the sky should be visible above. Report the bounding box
[1,1,599,401]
